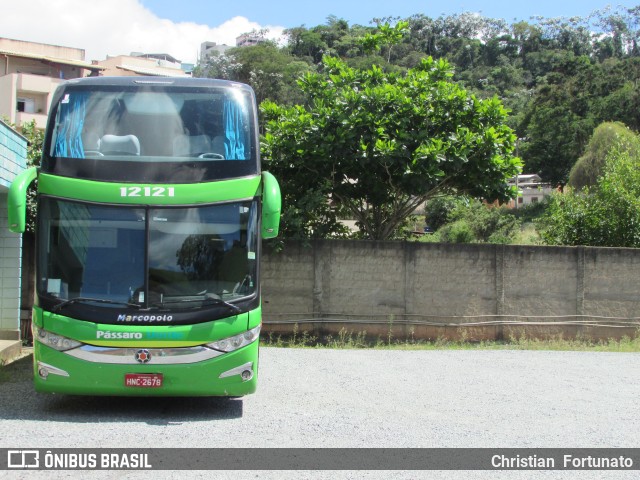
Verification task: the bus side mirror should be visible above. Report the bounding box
[8,167,37,234]
[261,171,281,239]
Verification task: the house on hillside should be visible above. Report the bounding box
[506,174,555,208]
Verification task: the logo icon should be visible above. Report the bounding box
[134,349,151,364]
[8,450,39,469]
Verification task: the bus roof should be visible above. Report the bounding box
[61,76,254,92]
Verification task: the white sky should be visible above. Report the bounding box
[0,0,285,64]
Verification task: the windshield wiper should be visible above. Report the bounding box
[159,296,242,314]
[201,297,242,314]
[52,297,142,313]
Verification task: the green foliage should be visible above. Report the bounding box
[435,200,521,244]
[20,120,44,168]
[437,219,476,243]
[262,55,521,240]
[521,54,640,186]
[424,196,464,230]
[568,122,640,190]
[195,42,311,105]
[22,121,43,233]
[539,131,640,247]
[360,21,409,62]
[3,120,43,233]
[512,198,549,223]
[285,26,328,64]
[192,8,640,236]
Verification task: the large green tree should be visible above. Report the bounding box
[262,56,521,240]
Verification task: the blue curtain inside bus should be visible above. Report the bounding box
[223,98,247,160]
[53,93,87,158]
[51,92,249,161]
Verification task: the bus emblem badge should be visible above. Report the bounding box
[135,349,151,364]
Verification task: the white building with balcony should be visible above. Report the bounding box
[236,33,263,47]
[507,174,555,208]
[0,37,103,129]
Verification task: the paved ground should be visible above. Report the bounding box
[1,347,639,479]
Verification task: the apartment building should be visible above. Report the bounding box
[200,41,232,60]
[0,37,103,129]
[96,52,190,77]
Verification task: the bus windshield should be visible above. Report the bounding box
[37,197,259,317]
[42,80,259,182]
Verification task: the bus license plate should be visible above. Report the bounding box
[124,373,163,388]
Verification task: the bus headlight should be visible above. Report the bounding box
[34,327,82,351]
[207,325,261,353]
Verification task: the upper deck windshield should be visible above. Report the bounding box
[42,80,259,183]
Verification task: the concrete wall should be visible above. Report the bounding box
[0,120,27,340]
[261,240,640,341]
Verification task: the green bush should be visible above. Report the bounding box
[568,122,639,190]
[424,196,464,231]
[434,200,521,244]
[539,137,640,247]
[438,219,476,243]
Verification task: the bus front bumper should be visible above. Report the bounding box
[33,340,259,396]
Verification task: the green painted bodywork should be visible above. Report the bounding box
[11,171,281,396]
[33,305,263,396]
[34,306,262,348]
[7,167,37,233]
[34,340,259,396]
[9,172,281,227]
[38,173,263,205]
[261,171,282,239]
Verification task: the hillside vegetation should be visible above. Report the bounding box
[193,7,640,245]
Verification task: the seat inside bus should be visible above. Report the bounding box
[98,134,141,155]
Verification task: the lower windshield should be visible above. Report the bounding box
[38,197,258,312]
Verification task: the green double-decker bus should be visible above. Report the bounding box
[8,76,281,396]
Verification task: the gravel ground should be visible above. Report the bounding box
[1,347,639,479]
